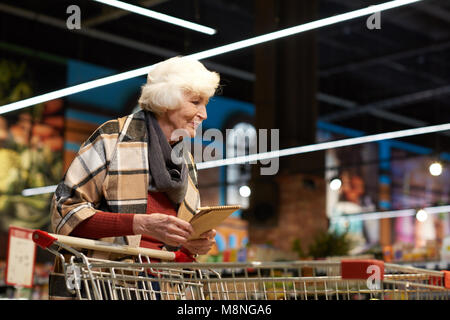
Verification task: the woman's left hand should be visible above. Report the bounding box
[182,229,217,255]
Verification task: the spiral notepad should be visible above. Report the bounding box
[186,205,241,240]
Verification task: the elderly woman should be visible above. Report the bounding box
[50,56,220,267]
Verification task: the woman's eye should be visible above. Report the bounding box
[191,100,199,105]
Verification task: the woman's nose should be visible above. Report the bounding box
[198,104,207,120]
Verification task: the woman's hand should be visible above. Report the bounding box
[182,229,216,255]
[132,214,194,247]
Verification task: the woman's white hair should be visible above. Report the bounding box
[138,56,220,114]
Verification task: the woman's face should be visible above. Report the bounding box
[160,91,209,141]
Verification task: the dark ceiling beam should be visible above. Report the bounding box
[317,92,450,138]
[324,0,433,37]
[414,1,450,25]
[317,93,416,127]
[319,0,450,84]
[1,3,445,135]
[317,37,366,55]
[83,0,169,27]
[0,3,252,82]
[0,3,175,56]
[205,0,253,20]
[318,1,450,122]
[320,38,450,78]
[319,37,449,89]
[320,84,450,122]
[318,1,450,85]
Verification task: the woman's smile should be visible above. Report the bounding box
[191,120,202,130]
[157,91,208,142]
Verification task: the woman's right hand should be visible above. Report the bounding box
[132,214,194,247]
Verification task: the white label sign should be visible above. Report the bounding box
[5,226,36,288]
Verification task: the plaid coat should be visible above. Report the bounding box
[50,110,198,250]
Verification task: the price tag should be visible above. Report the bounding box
[5,226,37,288]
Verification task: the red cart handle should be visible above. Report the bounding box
[174,249,196,263]
[33,230,57,249]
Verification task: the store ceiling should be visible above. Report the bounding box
[1,0,450,155]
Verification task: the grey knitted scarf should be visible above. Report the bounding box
[144,111,188,207]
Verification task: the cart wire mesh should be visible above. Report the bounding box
[60,257,450,300]
[32,230,450,300]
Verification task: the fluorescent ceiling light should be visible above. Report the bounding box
[189,0,424,61]
[0,0,423,115]
[0,65,155,115]
[331,205,450,223]
[22,185,57,197]
[196,122,450,170]
[93,0,216,35]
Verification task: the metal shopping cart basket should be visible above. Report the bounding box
[33,230,450,300]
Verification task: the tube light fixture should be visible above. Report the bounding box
[0,0,423,115]
[22,185,57,197]
[189,0,424,61]
[0,65,155,115]
[92,0,216,35]
[195,122,450,170]
[332,205,450,223]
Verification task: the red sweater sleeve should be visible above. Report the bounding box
[70,211,135,239]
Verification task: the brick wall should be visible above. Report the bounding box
[249,172,328,254]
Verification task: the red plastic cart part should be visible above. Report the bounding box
[341,259,385,280]
[33,230,57,249]
[444,270,450,289]
[430,270,450,288]
[174,250,196,263]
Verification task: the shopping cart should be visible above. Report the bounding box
[33,230,450,300]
